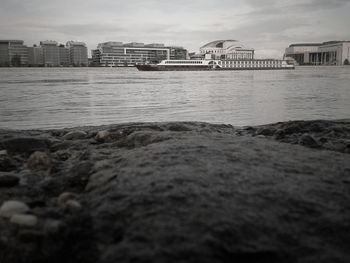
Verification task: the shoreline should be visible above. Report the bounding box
[1,120,350,262]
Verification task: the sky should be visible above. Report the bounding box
[0,0,349,58]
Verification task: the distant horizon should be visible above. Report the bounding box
[1,0,350,59]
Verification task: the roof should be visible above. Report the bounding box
[201,40,238,48]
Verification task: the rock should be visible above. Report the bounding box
[44,220,62,234]
[256,135,266,139]
[27,151,51,171]
[85,170,117,191]
[299,134,319,148]
[0,155,18,172]
[0,174,20,187]
[95,130,111,142]
[62,130,87,140]
[0,137,49,155]
[0,200,30,218]
[256,127,276,136]
[57,192,78,206]
[0,150,7,155]
[64,200,82,212]
[10,214,38,227]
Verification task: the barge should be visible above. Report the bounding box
[136,59,295,71]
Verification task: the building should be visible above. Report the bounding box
[40,41,60,66]
[92,41,188,67]
[66,41,88,66]
[0,40,28,66]
[28,45,44,66]
[59,44,70,66]
[284,41,350,65]
[199,40,254,60]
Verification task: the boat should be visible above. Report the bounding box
[135,59,295,71]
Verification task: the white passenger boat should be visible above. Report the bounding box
[136,59,295,71]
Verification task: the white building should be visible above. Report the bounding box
[92,41,187,67]
[40,41,60,66]
[199,40,254,60]
[66,41,88,66]
[284,41,350,65]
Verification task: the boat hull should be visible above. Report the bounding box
[136,65,294,71]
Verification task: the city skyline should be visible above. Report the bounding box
[1,0,350,58]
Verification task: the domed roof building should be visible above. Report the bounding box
[200,40,254,60]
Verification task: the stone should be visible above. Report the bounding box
[0,174,20,187]
[62,130,87,140]
[0,200,30,218]
[0,150,7,155]
[64,200,82,212]
[85,170,117,191]
[27,151,51,170]
[44,220,62,234]
[0,137,49,155]
[299,134,319,148]
[0,155,18,172]
[57,192,78,206]
[10,214,38,227]
[256,127,276,136]
[95,130,111,142]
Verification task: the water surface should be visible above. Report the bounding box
[0,66,349,129]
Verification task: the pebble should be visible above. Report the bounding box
[65,200,82,212]
[0,150,7,155]
[27,151,51,170]
[299,134,319,148]
[10,214,38,227]
[95,130,111,142]
[0,200,30,218]
[0,174,20,187]
[57,192,78,206]
[62,130,87,140]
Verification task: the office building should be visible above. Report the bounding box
[40,41,60,66]
[92,41,188,67]
[199,40,254,60]
[284,41,350,65]
[59,44,70,66]
[0,40,28,66]
[28,45,44,66]
[66,41,88,66]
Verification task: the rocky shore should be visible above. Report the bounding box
[0,120,349,263]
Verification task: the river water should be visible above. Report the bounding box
[0,66,349,129]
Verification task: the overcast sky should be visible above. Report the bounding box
[1,0,349,58]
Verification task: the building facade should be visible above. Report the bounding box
[0,40,28,66]
[40,41,60,66]
[92,42,188,67]
[199,40,254,60]
[284,41,350,65]
[66,41,88,66]
[28,45,44,66]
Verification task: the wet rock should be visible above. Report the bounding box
[95,130,111,143]
[0,150,7,155]
[64,200,82,212]
[85,170,117,191]
[0,200,30,218]
[0,174,20,187]
[167,123,191,131]
[44,220,62,234]
[0,155,18,172]
[27,151,51,171]
[0,137,49,155]
[57,192,78,206]
[256,127,276,136]
[62,130,87,140]
[299,134,319,148]
[10,214,38,227]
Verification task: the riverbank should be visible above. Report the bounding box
[0,120,349,263]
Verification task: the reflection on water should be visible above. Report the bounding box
[0,66,349,129]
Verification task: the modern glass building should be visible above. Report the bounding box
[92,42,188,67]
[40,41,60,67]
[0,40,28,66]
[284,41,350,65]
[66,41,88,66]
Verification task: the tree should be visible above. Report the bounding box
[344,59,350,65]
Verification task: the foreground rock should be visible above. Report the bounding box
[0,120,349,263]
